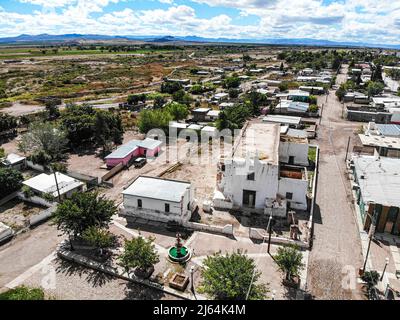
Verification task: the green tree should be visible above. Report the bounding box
[0,286,45,300]
[229,88,239,99]
[366,81,385,98]
[82,226,116,256]
[371,64,383,82]
[0,167,23,198]
[200,250,268,300]
[118,236,160,273]
[44,99,61,120]
[61,104,96,147]
[52,192,117,249]
[164,102,189,121]
[18,122,68,166]
[216,104,250,131]
[95,110,124,156]
[127,94,147,105]
[137,109,173,134]
[172,89,193,106]
[0,113,17,134]
[274,245,305,281]
[279,82,289,92]
[161,81,182,94]
[153,95,166,109]
[224,76,241,89]
[0,147,5,159]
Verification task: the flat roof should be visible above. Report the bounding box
[376,124,400,137]
[359,134,400,150]
[234,123,280,165]
[207,110,220,117]
[23,172,84,197]
[169,121,188,129]
[2,153,25,165]
[353,155,400,207]
[288,90,310,97]
[123,176,191,203]
[193,108,211,113]
[263,114,302,125]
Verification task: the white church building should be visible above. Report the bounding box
[213,123,310,217]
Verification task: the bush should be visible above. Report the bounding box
[0,286,45,300]
[308,104,319,113]
[22,186,34,199]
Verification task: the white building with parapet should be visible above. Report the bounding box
[213,123,310,217]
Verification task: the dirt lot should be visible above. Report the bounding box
[0,199,46,231]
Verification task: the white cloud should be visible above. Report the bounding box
[0,1,398,44]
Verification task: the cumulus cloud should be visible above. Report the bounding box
[0,0,398,44]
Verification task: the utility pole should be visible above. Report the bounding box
[344,136,351,163]
[363,204,376,272]
[267,214,273,254]
[53,170,62,202]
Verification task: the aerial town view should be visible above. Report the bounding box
[0,0,399,311]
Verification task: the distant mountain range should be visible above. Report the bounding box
[0,33,399,49]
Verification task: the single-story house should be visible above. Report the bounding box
[1,153,26,170]
[192,108,211,122]
[275,100,310,115]
[351,155,400,236]
[121,176,194,224]
[206,110,220,121]
[213,92,229,102]
[23,172,85,200]
[105,138,162,168]
[219,102,235,109]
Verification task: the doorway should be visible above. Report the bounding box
[243,190,256,208]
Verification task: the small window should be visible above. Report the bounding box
[247,172,255,181]
[165,203,170,213]
[137,199,142,208]
[221,164,226,172]
[286,192,293,200]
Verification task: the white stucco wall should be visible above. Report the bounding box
[279,141,309,166]
[220,158,280,209]
[123,185,193,222]
[278,177,308,210]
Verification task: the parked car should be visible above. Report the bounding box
[133,157,147,168]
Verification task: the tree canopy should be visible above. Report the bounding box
[18,122,68,166]
[274,245,305,281]
[118,236,160,272]
[52,191,117,238]
[200,250,268,300]
[60,104,124,148]
[0,167,23,198]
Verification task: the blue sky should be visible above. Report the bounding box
[0,0,399,44]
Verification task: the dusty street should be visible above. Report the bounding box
[307,65,365,299]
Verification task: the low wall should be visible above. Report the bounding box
[307,145,320,249]
[183,221,234,237]
[249,227,308,249]
[29,205,57,226]
[0,191,18,206]
[26,160,46,172]
[17,193,54,208]
[0,222,14,243]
